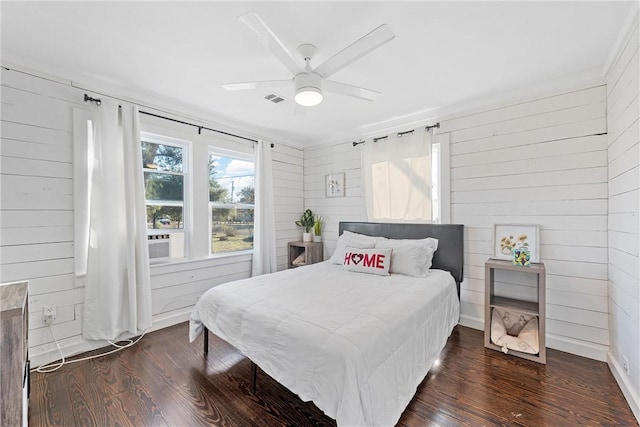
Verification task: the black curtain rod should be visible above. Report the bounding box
[138,110,262,144]
[84,93,273,147]
[352,122,440,147]
[374,135,389,143]
[397,129,415,138]
[84,94,101,106]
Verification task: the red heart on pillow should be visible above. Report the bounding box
[351,253,364,265]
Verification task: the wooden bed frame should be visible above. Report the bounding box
[202,221,465,393]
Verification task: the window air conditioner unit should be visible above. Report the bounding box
[148,234,170,261]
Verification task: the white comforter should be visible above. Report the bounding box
[189,261,459,426]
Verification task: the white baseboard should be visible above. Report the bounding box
[546,334,607,362]
[31,308,193,368]
[149,308,192,332]
[608,351,640,423]
[458,314,483,331]
[30,339,105,368]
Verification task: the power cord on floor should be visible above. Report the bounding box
[33,323,147,373]
[35,298,196,373]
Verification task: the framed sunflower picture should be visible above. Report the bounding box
[492,224,540,263]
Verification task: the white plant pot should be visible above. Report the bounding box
[302,232,312,242]
[313,235,322,243]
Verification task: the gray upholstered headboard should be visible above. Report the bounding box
[339,222,464,292]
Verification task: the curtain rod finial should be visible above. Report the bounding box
[84,93,102,106]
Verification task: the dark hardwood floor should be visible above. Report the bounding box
[30,323,637,426]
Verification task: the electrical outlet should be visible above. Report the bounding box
[43,305,56,325]
[622,355,630,376]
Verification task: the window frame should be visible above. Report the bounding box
[141,132,192,259]
[137,116,257,265]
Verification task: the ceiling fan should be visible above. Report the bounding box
[222,12,395,107]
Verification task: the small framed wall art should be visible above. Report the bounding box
[492,224,540,263]
[325,173,345,198]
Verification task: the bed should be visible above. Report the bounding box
[189,222,463,426]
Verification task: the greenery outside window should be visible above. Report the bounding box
[209,150,255,254]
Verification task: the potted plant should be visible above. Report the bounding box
[295,209,315,242]
[313,215,323,242]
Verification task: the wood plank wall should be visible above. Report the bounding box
[434,84,610,360]
[272,145,305,270]
[0,68,303,365]
[302,141,367,259]
[303,82,612,361]
[605,12,640,416]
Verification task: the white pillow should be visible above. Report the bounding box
[330,230,384,265]
[423,237,438,268]
[375,237,438,277]
[343,246,392,276]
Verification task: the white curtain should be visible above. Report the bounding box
[82,101,152,340]
[362,129,433,221]
[251,139,277,276]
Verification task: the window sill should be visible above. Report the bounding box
[149,250,253,270]
[208,249,254,259]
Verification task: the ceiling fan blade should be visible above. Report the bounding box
[314,24,395,79]
[239,12,303,76]
[222,80,291,91]
[324,80,381,101]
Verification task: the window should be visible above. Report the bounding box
[362,130,434,221]
[141,133,189,260]
[209,150,255,254]
[72,108,93,282]
[137,128,255,263]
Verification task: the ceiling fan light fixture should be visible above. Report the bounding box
[295,86,323,106]
[294,72,323,106]
[227,14,394,107]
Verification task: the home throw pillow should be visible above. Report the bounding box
[342,246,392,276]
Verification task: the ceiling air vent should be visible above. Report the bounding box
[264,93,286,104]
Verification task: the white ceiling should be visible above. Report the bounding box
[1,1,634,146]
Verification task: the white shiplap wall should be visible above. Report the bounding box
[273,144,305,270]
[436,83,610,360]
[605,12,640,419]
[0,68,303,365]
[303,83,611,361]
[1,69,84,362]
[303,141,367,259]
